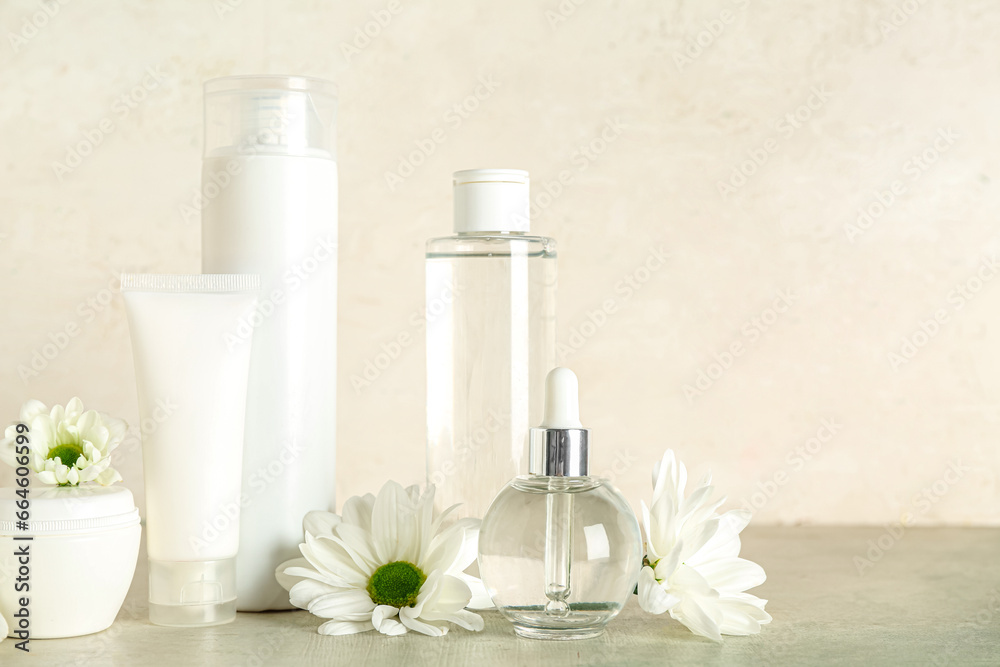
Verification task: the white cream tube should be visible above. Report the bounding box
[121,273,259,627]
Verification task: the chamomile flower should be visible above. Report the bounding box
[637,449,771,640]
[0,398,127,486]
[276,480,489,637]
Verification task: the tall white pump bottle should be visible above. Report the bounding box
[201,76,338,611]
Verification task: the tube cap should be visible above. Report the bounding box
[453,168,530,233]
[148,558,238,627]
[529,368,590,477]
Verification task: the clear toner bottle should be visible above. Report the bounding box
[426,169,556,520]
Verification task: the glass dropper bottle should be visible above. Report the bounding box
[478,368,643,640]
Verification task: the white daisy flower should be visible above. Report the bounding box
[276,480,490,637]
[637,449,771,640]
[0,398,127,486]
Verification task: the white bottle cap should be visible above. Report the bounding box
[453,168,530,233]
[541,367,584,428]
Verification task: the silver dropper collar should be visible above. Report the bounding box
[528,367,590,477]
[529,427,589,476]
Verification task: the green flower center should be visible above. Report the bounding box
[366,561,426,608]
[47,443,85,468]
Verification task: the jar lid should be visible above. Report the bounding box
[0,485,140,535]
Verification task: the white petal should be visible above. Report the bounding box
[637,566,678,615]
[318,620,372,636]
[341,493,375,532]
[431,608,483,632]
[696,558,766,595]
[29,415,56,452]
[678,517,720,562]
[0,437,18,468]
[282,563,356,590]
[93,466,122,486]
[677,483,714,523]
[687,510,750,566]
[717,595,771,635]
[0,600,7,640]
[399,607,448,637]
[48,404,65,424]
[54,465,70,484]
[670,563,715,596]
[457,573,493,610]
[414,485,436,563]
[372,481,405,563]
[101,414,128,449]
[65,397,85,419]
[77,411,108,449]
[18,399,48,423]
[286,578,344,610]
[670,596,723,641]
[421,575,472,614]
[315,533,376,578]
[276,557,311,592]
[66,467,80,485]
[36,470,58,485]
[422,521,466,574]
[332,523,379,572]
[303,510,341,539]
[307,589,376,620]
[372,605,407,636]
[653,541,682,582]
[301,535,368,587]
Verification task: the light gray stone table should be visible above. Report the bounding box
[3,527,999,666]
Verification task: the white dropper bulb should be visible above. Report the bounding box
[540,367,584,429]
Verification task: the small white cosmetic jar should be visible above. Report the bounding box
[0,485,141,638]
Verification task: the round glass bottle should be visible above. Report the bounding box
[477,368,642,640]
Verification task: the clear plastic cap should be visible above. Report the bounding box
[148,558,238,627]
[204,75,337,159]
[453,168,530,233]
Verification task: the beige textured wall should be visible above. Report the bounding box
[1,0,998,526]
